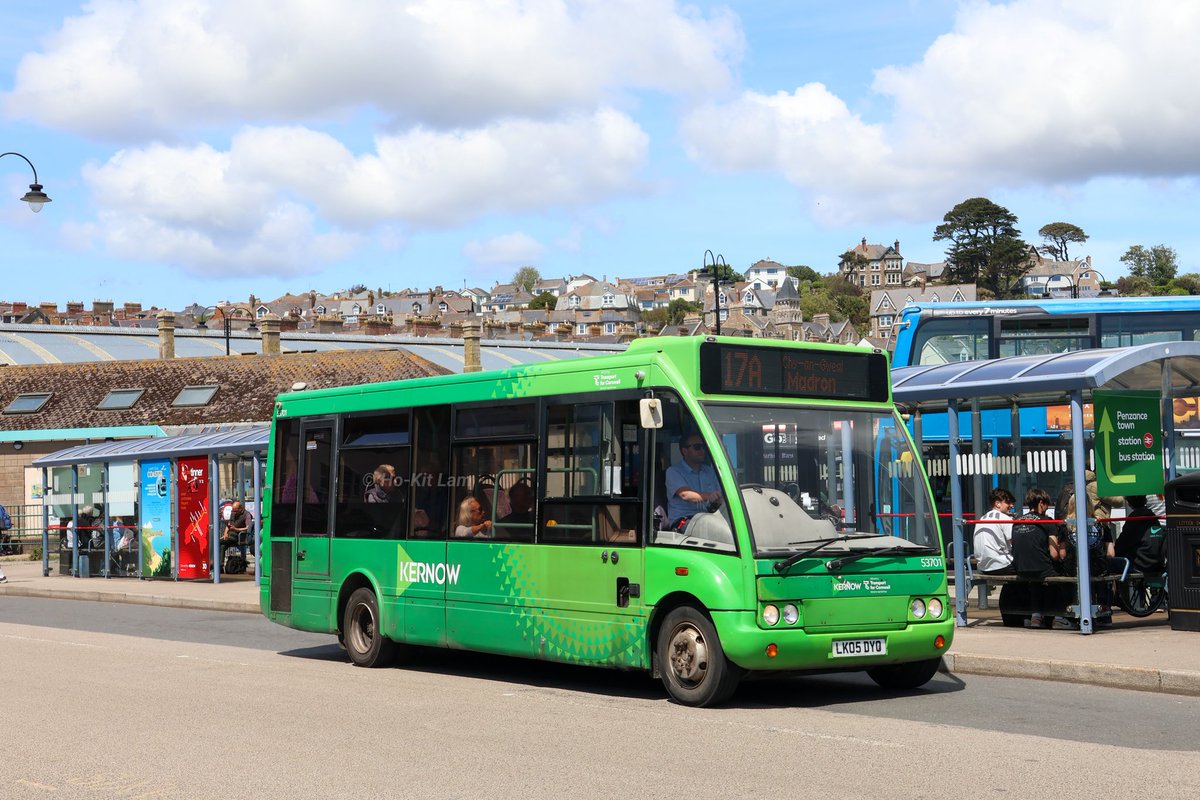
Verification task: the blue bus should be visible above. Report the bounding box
[892,296,1200,369]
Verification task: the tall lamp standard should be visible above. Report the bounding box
[196,306,258,356]
[1,151,52,211]
[703,249,729,336]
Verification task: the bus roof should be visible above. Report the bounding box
[898,296,1198,318]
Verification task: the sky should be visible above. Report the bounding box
[2,0,1199,310]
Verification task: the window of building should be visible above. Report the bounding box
[604,322,615,334]
[602,293,615,307]
[172,385,219,407]
[3,392,52,414]
[97,388,145,410]
[569,295,581,308]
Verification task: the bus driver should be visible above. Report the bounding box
[665,432,722,530]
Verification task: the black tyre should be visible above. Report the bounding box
[343,587,397,667]
[1000,613,1025,628]
[656,606,741,707]
[867,657,941,690]
[1115,579,1166,617]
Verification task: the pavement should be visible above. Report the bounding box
[3,554,1199,697]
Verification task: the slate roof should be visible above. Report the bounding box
[0,349,451,433]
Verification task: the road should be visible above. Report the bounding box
[1,597,1196,799]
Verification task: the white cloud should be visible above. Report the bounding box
[79,109,646,275]
[681,0,1200,224]
[463,232,545,266]
[4,0,741,138]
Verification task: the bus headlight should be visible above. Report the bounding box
[928,598,943,618]
[762,604,780,626]
[783,604,799,625]
[910,598,927,619]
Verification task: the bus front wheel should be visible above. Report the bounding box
[343,587,397,668]
[867,657,941,690]
[656,606,741,707]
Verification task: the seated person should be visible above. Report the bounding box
[453,496,493,539]
[221,501,252,550]
[665,433,722,530]
[495,481,534,538]
[364,464,398,503]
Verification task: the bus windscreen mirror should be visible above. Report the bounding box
[639,398,664,429]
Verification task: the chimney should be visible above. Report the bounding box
[894,239,900,253]
[462,322,482,373]
[39,301,58,318]
[93,300,115,316]
[860,237,867,249]
[316,316,343,335]
[259,313,281,356]
[11,301,27,315]
[66,301,84,315]
[123,302,142,315]
[157,310,176,359]
[814,313,831,327]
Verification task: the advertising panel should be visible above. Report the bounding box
[177,456,211,579]
[139,459,173,578]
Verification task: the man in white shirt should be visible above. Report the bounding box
[974,488,1017,574]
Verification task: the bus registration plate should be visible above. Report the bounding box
[831,638,887,658]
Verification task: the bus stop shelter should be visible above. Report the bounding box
[32,426,269,585]
[891,341,1200,633]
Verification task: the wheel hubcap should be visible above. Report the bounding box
[351,604,375,652]
[667,623,709,685]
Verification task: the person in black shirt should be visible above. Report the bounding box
[1011,487,1067,627]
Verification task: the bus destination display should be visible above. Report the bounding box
[699,342,888,401]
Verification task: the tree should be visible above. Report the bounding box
[825,275,869,328]
[667,298,701,326]
[1116,275,1154,297]
[640,307,668,331]
[704,263,744,283]
[1120,244,1178,287]
[1169,273,1200,295]
[527,291,557,310]
[512,265,541,293]
[933,197,1028,297]
[786,265,821,283]
[1037,222,1088,261]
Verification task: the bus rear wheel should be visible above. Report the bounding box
[656,606,741,707]
[343,587,397,668]
[867,657,941,690]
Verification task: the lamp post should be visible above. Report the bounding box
[703,249,729,336]
[1,151,51,211]
[196,306,258,355]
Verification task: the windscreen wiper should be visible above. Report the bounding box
[773,533,889,573]
[825,544,937,572]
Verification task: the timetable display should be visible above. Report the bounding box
[699,342,889,402]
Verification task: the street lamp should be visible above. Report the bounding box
[196,306,258,356]
[1,151,51,212]
[703,249,729,336]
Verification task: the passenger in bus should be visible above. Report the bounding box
[454,496,493,538]
[665,433,722,530]
[495,481,534,535]
[364,464,398,503]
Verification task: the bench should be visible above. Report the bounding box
[952,557,1139,626]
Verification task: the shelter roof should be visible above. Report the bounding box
[34,425,270,467]
[891,342,1200,409]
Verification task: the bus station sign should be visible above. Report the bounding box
[1093,390,1164,496]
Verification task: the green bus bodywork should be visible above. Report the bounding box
[260,336,953,706]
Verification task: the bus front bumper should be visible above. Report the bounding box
[711,610,955,672]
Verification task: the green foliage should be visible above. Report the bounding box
[1117,275,1154,296]
[1037,222,1088,261]
[512,266,541,293]
[933,197,1028,297]
[1120,244,1178,287]
[527,291,557,310]
[787,265,821,283]
[800,289,837,321]
[640,307,668,330]
[704,263,744,283]
[1169,273,1200,295]
[29,547,42,561]
[667,298,701,325]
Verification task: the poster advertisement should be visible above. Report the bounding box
[177,456,210,579]
[139,459,173,578]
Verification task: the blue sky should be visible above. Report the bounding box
[2,0,1198,309]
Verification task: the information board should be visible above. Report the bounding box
[1093,389,1164,496]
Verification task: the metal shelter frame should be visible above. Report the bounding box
[32,426,270,585]
[892,342,1200,634]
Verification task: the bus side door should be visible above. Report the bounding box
[293,420,334,627]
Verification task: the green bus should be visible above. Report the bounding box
[260,336,952,706]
